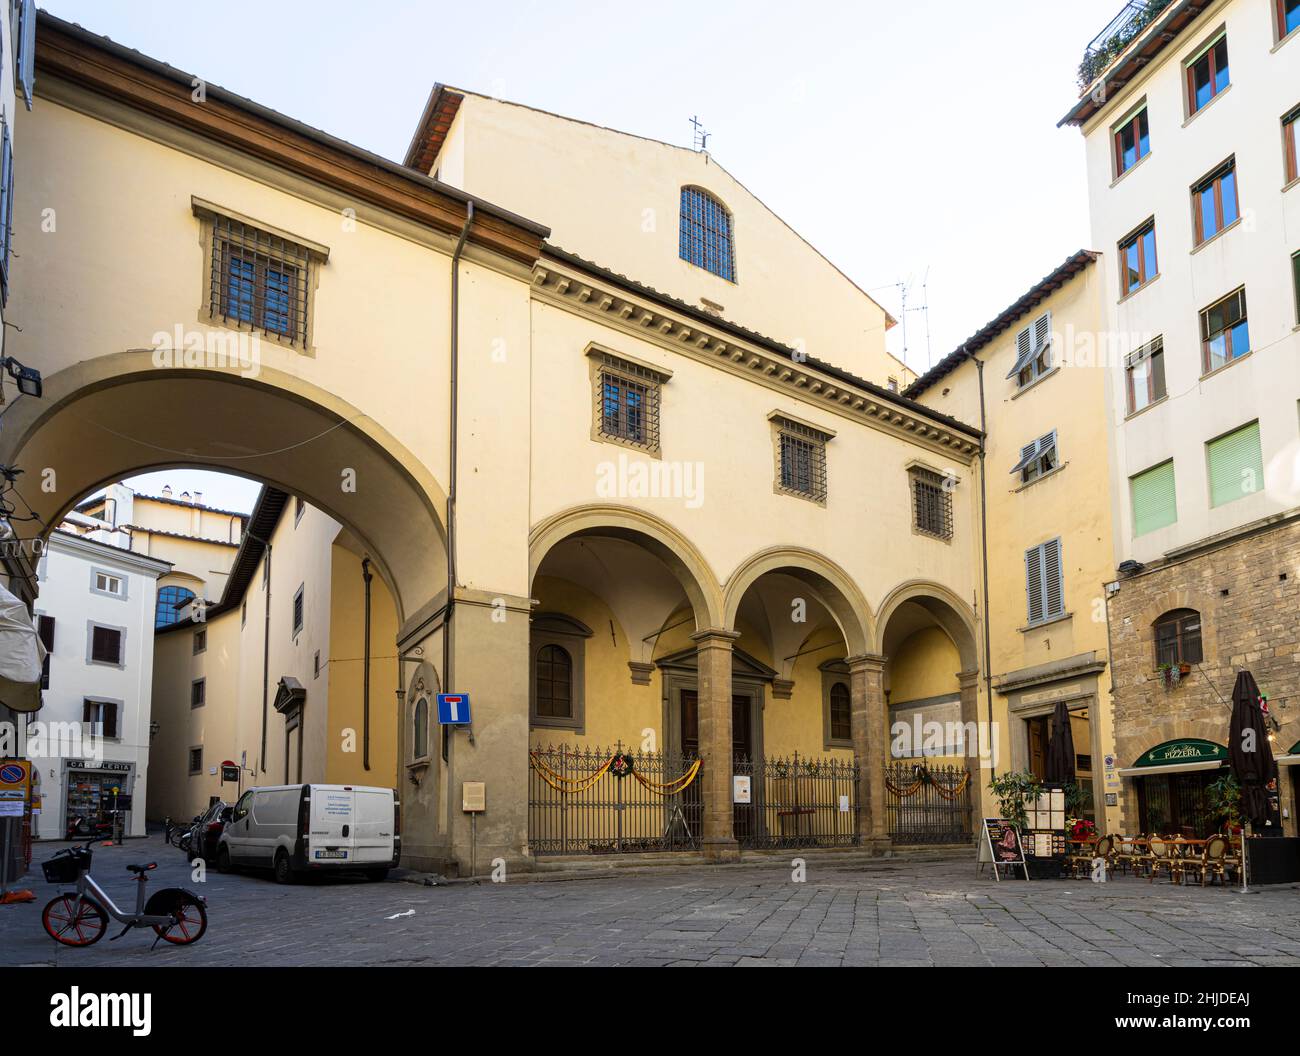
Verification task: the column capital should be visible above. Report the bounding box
[845,652,887,673]
[957,668,981,689]
[690,627,742,647]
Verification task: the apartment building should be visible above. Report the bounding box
[31,526,168,839]
[1062,0,1300,835]
[910,252,1119,830]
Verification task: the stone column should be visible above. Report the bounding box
[957,668,983,824]
[692,628,740,861]
[848,653,888,850]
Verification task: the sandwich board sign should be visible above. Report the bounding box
[977,817,1028,881]
[437,693,471,725]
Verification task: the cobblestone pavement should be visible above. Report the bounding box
[6,835,1300,966]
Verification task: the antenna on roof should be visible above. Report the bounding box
[898,270,934,371]
[689,115,710,152]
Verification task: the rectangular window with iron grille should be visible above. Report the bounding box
[910,467,952,540]
[588,348,668,454]
[193,198,328,350]
[770,414,831,504]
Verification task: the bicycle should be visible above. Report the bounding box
[40,837,208,948]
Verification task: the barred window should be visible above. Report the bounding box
[194,198,327,349]
[590,349,668,454]
[910,467,953,540]
[771,415,831,503]
[679,187,736,281]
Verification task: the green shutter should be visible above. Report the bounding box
[1207,422,1262,508]
[1131,461,1177,536]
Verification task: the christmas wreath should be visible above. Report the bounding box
[609,752,635,778]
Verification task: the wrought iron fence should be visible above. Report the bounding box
[1078,0,1173,90]
[528,743,702,855]
[884,762,974,845]
[733,753,860,849]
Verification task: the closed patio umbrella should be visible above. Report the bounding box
[1228,670,1279,832]
[0,580,45,714]
[1044,699,1076,786]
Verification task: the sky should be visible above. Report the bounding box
[49,0,1123,511]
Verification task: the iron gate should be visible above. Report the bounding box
[528,743,703,855]
[734,753,860,849]
[884,762,974,845]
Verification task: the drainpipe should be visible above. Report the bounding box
[247,534,272,774]
[443,203,474,717]
[974,357,996,773]
[362,556,373,771]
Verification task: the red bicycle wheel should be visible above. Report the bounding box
[42,894,107,947]
[150,892,207,945]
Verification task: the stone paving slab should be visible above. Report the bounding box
[4,835,1300,967]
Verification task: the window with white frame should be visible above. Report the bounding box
[1024,538,1065,626]
[1006,312,1052,389]
[1011,431,1059,485]
[92,570,125,598]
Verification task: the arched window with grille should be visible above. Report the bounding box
[156,585,196,628]
[679,186,736,281]
[1154,609,1203,667]
[412,696,429,760]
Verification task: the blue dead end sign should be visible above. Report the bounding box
[437,693,471,725]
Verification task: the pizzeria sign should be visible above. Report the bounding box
[1132,738,1227,768]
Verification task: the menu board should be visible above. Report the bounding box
[978,817,1028,881]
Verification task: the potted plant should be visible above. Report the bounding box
[1069,817,1096,843]
[988,771,1042,832]
[1207,772,1243,833]
[1158,662,1182,689]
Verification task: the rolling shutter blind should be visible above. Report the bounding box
[1131,461,1177,536]
[1207,422,1262,508]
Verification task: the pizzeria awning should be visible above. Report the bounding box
[1117,737,1228,777]
[0,580,46,714]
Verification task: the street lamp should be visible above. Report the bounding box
[1,356,41,398]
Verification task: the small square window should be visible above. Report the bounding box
[771,415,830,503]
[191,679,206,709]
[1006,313,1052,388]
[92,570,124,597]
[188,747,203,775]
[292,584,305,638]
[89,625,123,665]
[910,468,952,540]
[83,699,119,739]
[1011,431,1060,486]
[589,349,668,454]
[193,628,207,654]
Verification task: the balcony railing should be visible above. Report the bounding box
[1078,0,1174,91]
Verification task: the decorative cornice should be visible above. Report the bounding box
[532,260,980,463]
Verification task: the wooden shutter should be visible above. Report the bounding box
[1025,545,1044,624]
[17,0,35,110]
[102,702,118,739]
[1131,461,1178,536]
[1042,538,1064,619]
[38,614,54,689]
[1207,422,1263,508]
[1034,313,1051,355]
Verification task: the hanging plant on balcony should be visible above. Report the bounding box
[1158,662,1182,689]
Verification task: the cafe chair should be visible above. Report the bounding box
[1068,834,1112,879]
[1146,835,1180,884]
[1181,834,1229,887]
[1111,835,1143,876]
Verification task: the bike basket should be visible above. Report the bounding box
[41,849,90,883]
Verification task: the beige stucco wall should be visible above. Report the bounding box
[433,93,908,387]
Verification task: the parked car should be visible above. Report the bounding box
[185,799,230,865]
[216,784,400,883]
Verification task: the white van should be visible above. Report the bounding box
[217,784,400,883]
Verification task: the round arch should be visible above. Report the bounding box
[528,503,724,630]
[875,579,980,671]
[722,546,873,657]
[1,351,450,624]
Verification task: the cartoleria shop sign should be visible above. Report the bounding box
[1133,739,1227,768]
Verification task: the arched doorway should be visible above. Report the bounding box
[525,504,723,855]
[876,582,981,846]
